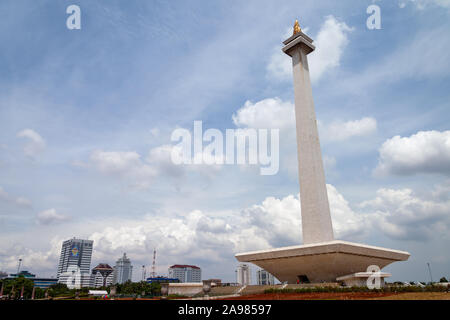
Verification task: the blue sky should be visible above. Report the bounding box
[1,0,450,283]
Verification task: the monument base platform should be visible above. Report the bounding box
[235,240,410,284]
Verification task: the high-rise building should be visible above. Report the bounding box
[257,269,275,285]
[91,263,114,288]
[168,265,201,283]
[57,238,93,278]
[113,253,133,284]
[236,264,251,285]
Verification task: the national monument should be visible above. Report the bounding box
[235,20,410,285]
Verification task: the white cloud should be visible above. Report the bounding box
[323,117,377,141]
[87,144,222,189]
[0,186,32,208]
[266,15,353,83]
[36,208,71,225]
[89,150,157,189]
[16,129,46,157]
[232,98,295,130]
[375,130,450,176]
[233,98,376,142]
[3,182,450,277]
[80,183,369,269]
[360,186,450,241]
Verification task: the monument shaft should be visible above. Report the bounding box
[283,31,334,244]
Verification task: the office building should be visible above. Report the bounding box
[236,264,251,285]
[257,269,275,285]
[113,253,133,284]
[168,265,201,283]
[57,238,93,278]
[91,263,114,288]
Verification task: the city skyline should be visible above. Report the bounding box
[1,0,450,284]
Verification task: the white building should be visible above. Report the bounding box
[257,269,275,285]
[113,253,133,284]
[91,263,114,288]
[236,264,251,285]
[58,265,91,289]
[168,265,201,283]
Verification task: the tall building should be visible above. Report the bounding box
[236,264,251,285]
[257,269,275,285]
[113,253,133,284]
[57,238,93,278]
[91,263,114,288]
[168,265,201,283]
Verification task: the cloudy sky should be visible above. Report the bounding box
[1,0,449,283]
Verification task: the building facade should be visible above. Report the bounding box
[168,265,201,283]
[113,253,133,284]
[58,265,92,289]
[146,277,180,284]
[91,263,114,288]
[256,269,275,285]
[7,271,58,289]
[236,264,251,285]
[57,238,93,278]
[33,278,58,289]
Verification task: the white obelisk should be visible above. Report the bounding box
[282,20,334,244]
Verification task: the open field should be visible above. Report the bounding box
[220,292,450,300]
[368,292,450,300]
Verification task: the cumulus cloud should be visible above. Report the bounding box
[3,182,450,277]
[36,208,71,225]
[89,150,157,189]
[0,186,32,208]
[16,129,46,157]
[0,238,62,275]
[267,15,353,83]
[360,186,450,241]
[322,117,377,141]
[232,98,295,130]
[76,184,369,264]
[375,130,450,176]
[87,144,221,189]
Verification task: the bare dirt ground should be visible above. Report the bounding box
[220,292,450,300]
[368,292,450,300]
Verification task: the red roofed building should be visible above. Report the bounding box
[91,263,114,288]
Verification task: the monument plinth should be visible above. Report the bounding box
[235,20,410,284]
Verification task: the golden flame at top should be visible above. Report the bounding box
[293,19,301,35]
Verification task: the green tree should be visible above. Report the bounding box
[440,277,448,283]
[48,282,72,297]
[0,276,35,299]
